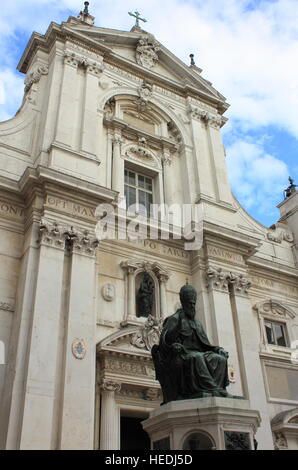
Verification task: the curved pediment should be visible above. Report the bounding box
[97,315,163,356]
[254,299,296,319]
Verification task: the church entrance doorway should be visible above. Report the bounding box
[120,410,150,450]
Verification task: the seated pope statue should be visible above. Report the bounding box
[152,283,230,404]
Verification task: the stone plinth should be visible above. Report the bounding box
[142,397,261,450]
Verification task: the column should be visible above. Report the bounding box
[120,261,138,324]
[159,273,169,320]
[19,221,67,450]
[206,266,243,397]
[229,277,274,450]
[112,134,124,197]
[59,229,99,450]
[100,380,121,450]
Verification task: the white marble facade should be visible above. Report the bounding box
[0,10,297,450]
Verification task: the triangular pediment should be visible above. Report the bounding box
[61,19,228,108]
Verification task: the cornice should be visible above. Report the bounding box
[18,166,117,203]
[247,256,298,280]
[17,21,229,114]
[204,221,262,257]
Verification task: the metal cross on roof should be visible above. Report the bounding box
[128,10,147,28]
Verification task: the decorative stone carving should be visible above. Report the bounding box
[267,224,294,244]
[39,220,67,250]
[118,387,144,399]
[104,98,115,120]
[0,301,15,312]
[224,432,251,450]
[206,266,229,292]
[227,272,252,296]
[24,64,49,92]
[144,388,160,401]
[72,339,87,359]
[187,104,209,121]
[273,432,288,450]
[187,105,227,128]
[131,315,163,351]
[124,144,159,169]
[136,36,160,69]
[254,300,293,319]
[102,284,115,302]
[100,380,121,393]
[104,357,149,377]
[121,260,169,281]
[69,229,99,257]
[136,80,153,111]
[64,51,104,75]
[206,267,251,295]
[167,121,182,149]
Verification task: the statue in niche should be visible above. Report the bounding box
[152,283,230,404]
[136,272,154,318]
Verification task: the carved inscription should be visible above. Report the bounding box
[207,246,243,264]
[252,276,298,298]
[126,239,190,260]
[0,201,24,219]
[46,196,96,220]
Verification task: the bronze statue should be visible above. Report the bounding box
[284,176,297,199]
[136,272,154,318]
[152,283,230,403]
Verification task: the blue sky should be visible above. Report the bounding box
[0,0,297,227]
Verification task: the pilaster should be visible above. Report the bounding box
[59,229,99,450]
[19,221,67,450]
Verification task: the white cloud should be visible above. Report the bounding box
[226,138,289,217]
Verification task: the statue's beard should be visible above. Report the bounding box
[184,307,195,319]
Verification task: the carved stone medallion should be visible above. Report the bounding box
[102,283,115,302]
[72,339,87,360]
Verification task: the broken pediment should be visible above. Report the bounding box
[97,315,163,356]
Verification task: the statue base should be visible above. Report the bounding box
[142,397,261,450]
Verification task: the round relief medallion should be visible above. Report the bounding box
[72,339,87,360]
[102,283,115,302]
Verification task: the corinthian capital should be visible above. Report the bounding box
[227,272,252,296]
[206,266,229,292]
[70,229,99,257]
[100,380,121,393]
[38,220,67,250]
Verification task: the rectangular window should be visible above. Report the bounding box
[124,169,153,215]
[265,320,287,347]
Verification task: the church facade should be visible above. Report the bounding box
[0,7,297,450]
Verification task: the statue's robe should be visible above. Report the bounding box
[156,309,229,402]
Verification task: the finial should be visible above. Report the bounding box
[128,10,147,29]
[190,54,196,67]
[186,278,189,285]
[284,176,297,199]
[83,1,89,15]
[78,1,94,25]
